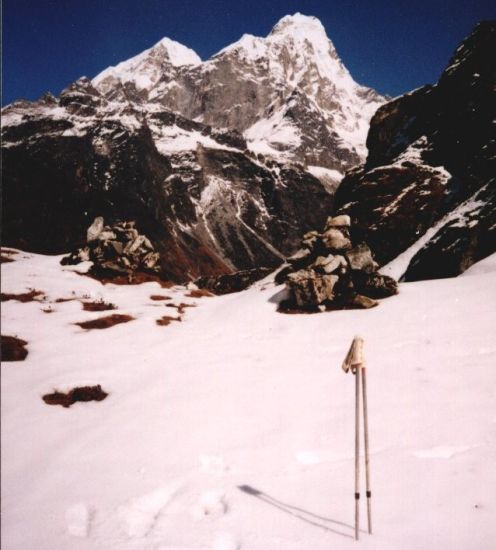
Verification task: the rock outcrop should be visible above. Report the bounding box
[62,217,161,276]
[278,215,398,311]
[334,21,496,280]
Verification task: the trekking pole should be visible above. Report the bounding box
[354,361,361,540]
[361,366,372,534]
[342,336,365,541]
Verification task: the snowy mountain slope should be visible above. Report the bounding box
[335,21,496,279]
[91,13,385,172]
[2,251,496,550]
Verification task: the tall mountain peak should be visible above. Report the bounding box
[270,13,326,35]
[152,37,202,66]
[93,36,200,92]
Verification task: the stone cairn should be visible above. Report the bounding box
[61,217,160,275]
[276,215,398,311]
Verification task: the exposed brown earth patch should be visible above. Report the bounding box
[156,315,182,326]
[1,335,29,361]
[43,385,108,408]
[166,302,196,315]
[82,268,174,288]
[1,289,44,303]
[186,289,213,298]
[75,314,134,330]
[81,300,117,312]
[55,297,77,303]
[1,248,18,263]
[150,294,172,301]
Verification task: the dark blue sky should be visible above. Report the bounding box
[3,0,495,105]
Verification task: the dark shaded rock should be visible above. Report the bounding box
[274,264,293,285]
[1,335,28,361]
[334,22,496,279]
[346,294,378,309]
[352,272,398,299]
[321,228,352,252]
[287,248,314,270]
[287,269,339,307]
[195,267,273,295]
[313,254,347,275]
[404,183,496,280]
[346,244,378,273]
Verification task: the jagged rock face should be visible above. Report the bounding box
[334,21,496,280]
[92,13,385,173]
[2,86,333,281]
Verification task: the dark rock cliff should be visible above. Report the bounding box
[334,21,496,280]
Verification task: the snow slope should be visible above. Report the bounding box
[1,251,496,550]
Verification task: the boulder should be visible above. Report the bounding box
[347,294,378,309]
[325,214,351,228]
[287,269,339,307]
[87,216,104,242]
[287,247,314,270]
[321,228,352,252]
[346,243,378,273]
[313,254,347,275]
[353,272,398,298]
[302,230,320,249]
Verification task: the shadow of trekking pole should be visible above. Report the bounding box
[237,485,355,539]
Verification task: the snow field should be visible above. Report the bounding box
[1,251,496,549]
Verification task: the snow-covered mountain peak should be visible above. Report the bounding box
[262,13,354,90]
[153,37,202,66]
[269,12,326,36]
[92,36,200,93]
[213,33,267,61]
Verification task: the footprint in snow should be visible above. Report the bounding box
[66,503,93,538]
[118,482,183,538]
[413,445,473,459]
[191,490,229,520]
